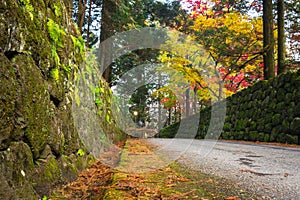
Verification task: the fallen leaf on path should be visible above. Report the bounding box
[225,196,241,200]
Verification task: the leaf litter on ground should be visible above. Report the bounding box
[51,138,259,199]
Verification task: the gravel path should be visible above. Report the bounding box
[148,138,300,199]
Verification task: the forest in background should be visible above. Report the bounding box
[70,0,299,127]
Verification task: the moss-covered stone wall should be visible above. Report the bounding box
[159,70,300,145]
[0,0,124,198]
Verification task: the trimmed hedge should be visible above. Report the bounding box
[158,70,300,144]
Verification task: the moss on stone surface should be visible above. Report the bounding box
[33,155,61,196]
[290,118,300,135]
[58,155,79,182]
[0,55,17,149]
[0,0,125,198]
[272,114,281,126]
[12,54,51,159]
[159,69,300,145]
[0,142,38,199]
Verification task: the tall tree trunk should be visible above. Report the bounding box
[193,87,198,114]
[100,0,116,83]
[174,106,177,122]
[168,108,171,125]
[277,0,286,74]
[158,73,162,129]
[185,87,190,117]
[263,0,275,80]
[86,0,93,47]
[77,0,87,34]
